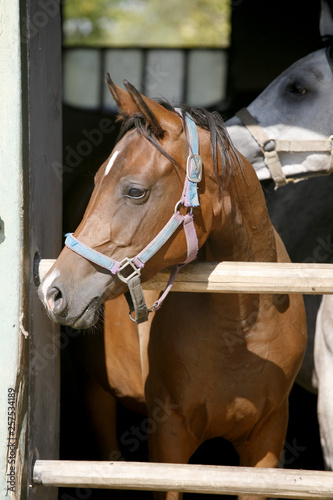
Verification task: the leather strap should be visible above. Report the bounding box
[126,275,149,324]
[236,107,333,188]
[236,108,287,189]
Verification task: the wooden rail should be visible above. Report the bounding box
[35,262,333,497]
[33,460,333,499]
[39,259,333,294]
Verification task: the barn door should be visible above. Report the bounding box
[0,1,62,498]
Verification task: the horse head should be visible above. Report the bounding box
[39,77,241,328]
[226,0,333,185]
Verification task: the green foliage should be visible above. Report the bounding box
[63,0,231,47]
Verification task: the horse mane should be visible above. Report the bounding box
[321,35,333,72]
[317,34,333,50]
[179,103,240,181]
[117,100,240,185]
[312,35,333,72]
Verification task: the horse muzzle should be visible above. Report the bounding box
[38,279,101,329]
[38,264,122,329]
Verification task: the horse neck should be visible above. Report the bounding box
[205,156,277,264]
[199,156,278,330]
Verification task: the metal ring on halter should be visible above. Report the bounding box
[174,200,193,214]
[128,310,138,323]
[263,139,276,152]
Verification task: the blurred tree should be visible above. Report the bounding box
[63,0,230,47]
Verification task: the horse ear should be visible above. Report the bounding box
[105,74,181,139]
[123,80,166,138]
[106,73,140,116]
[320,0,333,37]
[123,80,182,139]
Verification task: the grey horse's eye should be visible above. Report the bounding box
[286,82,307,96]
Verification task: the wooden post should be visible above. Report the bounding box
[0,1,62,498]
[33,460,333,499]
[22,1,63,498]
[0,2,26,496]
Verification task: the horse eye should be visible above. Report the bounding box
[127,187,146,199]
[286,82,307,96]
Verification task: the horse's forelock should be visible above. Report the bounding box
[117,111,182,177]
[325,41,333,73]
[313,35,333,73]
[116,101,240,185]
[320,34,333,48]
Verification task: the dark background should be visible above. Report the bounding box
[59,1,329,498]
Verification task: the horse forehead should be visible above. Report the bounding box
[119,130,159,159]
[249,49,332,122]
[124,128,184,165]
[287,50,330,81]
[278,49,330,87]
[105,131,155,170]
[259,50,329,96]
[102,131,174,180]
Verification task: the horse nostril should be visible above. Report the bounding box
[47,286,67,317]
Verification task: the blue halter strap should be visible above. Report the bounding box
[65,233,122,274]
[177,109,202,208]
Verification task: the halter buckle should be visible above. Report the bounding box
[117,257,141,283]
[186,154,202,183]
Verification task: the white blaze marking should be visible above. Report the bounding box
[104,150,120,176]
[42,269,60,305]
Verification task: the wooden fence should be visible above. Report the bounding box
[35,258,333,498]
[33,460,333,498]
[39,259,333,294]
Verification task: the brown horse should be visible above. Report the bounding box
[39,77,306,500]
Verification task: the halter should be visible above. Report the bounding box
[64,111,202,324]
[236,107,333,189]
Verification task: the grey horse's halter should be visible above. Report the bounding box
[236,107,333,189]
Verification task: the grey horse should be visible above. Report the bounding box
[226,0,333,470]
